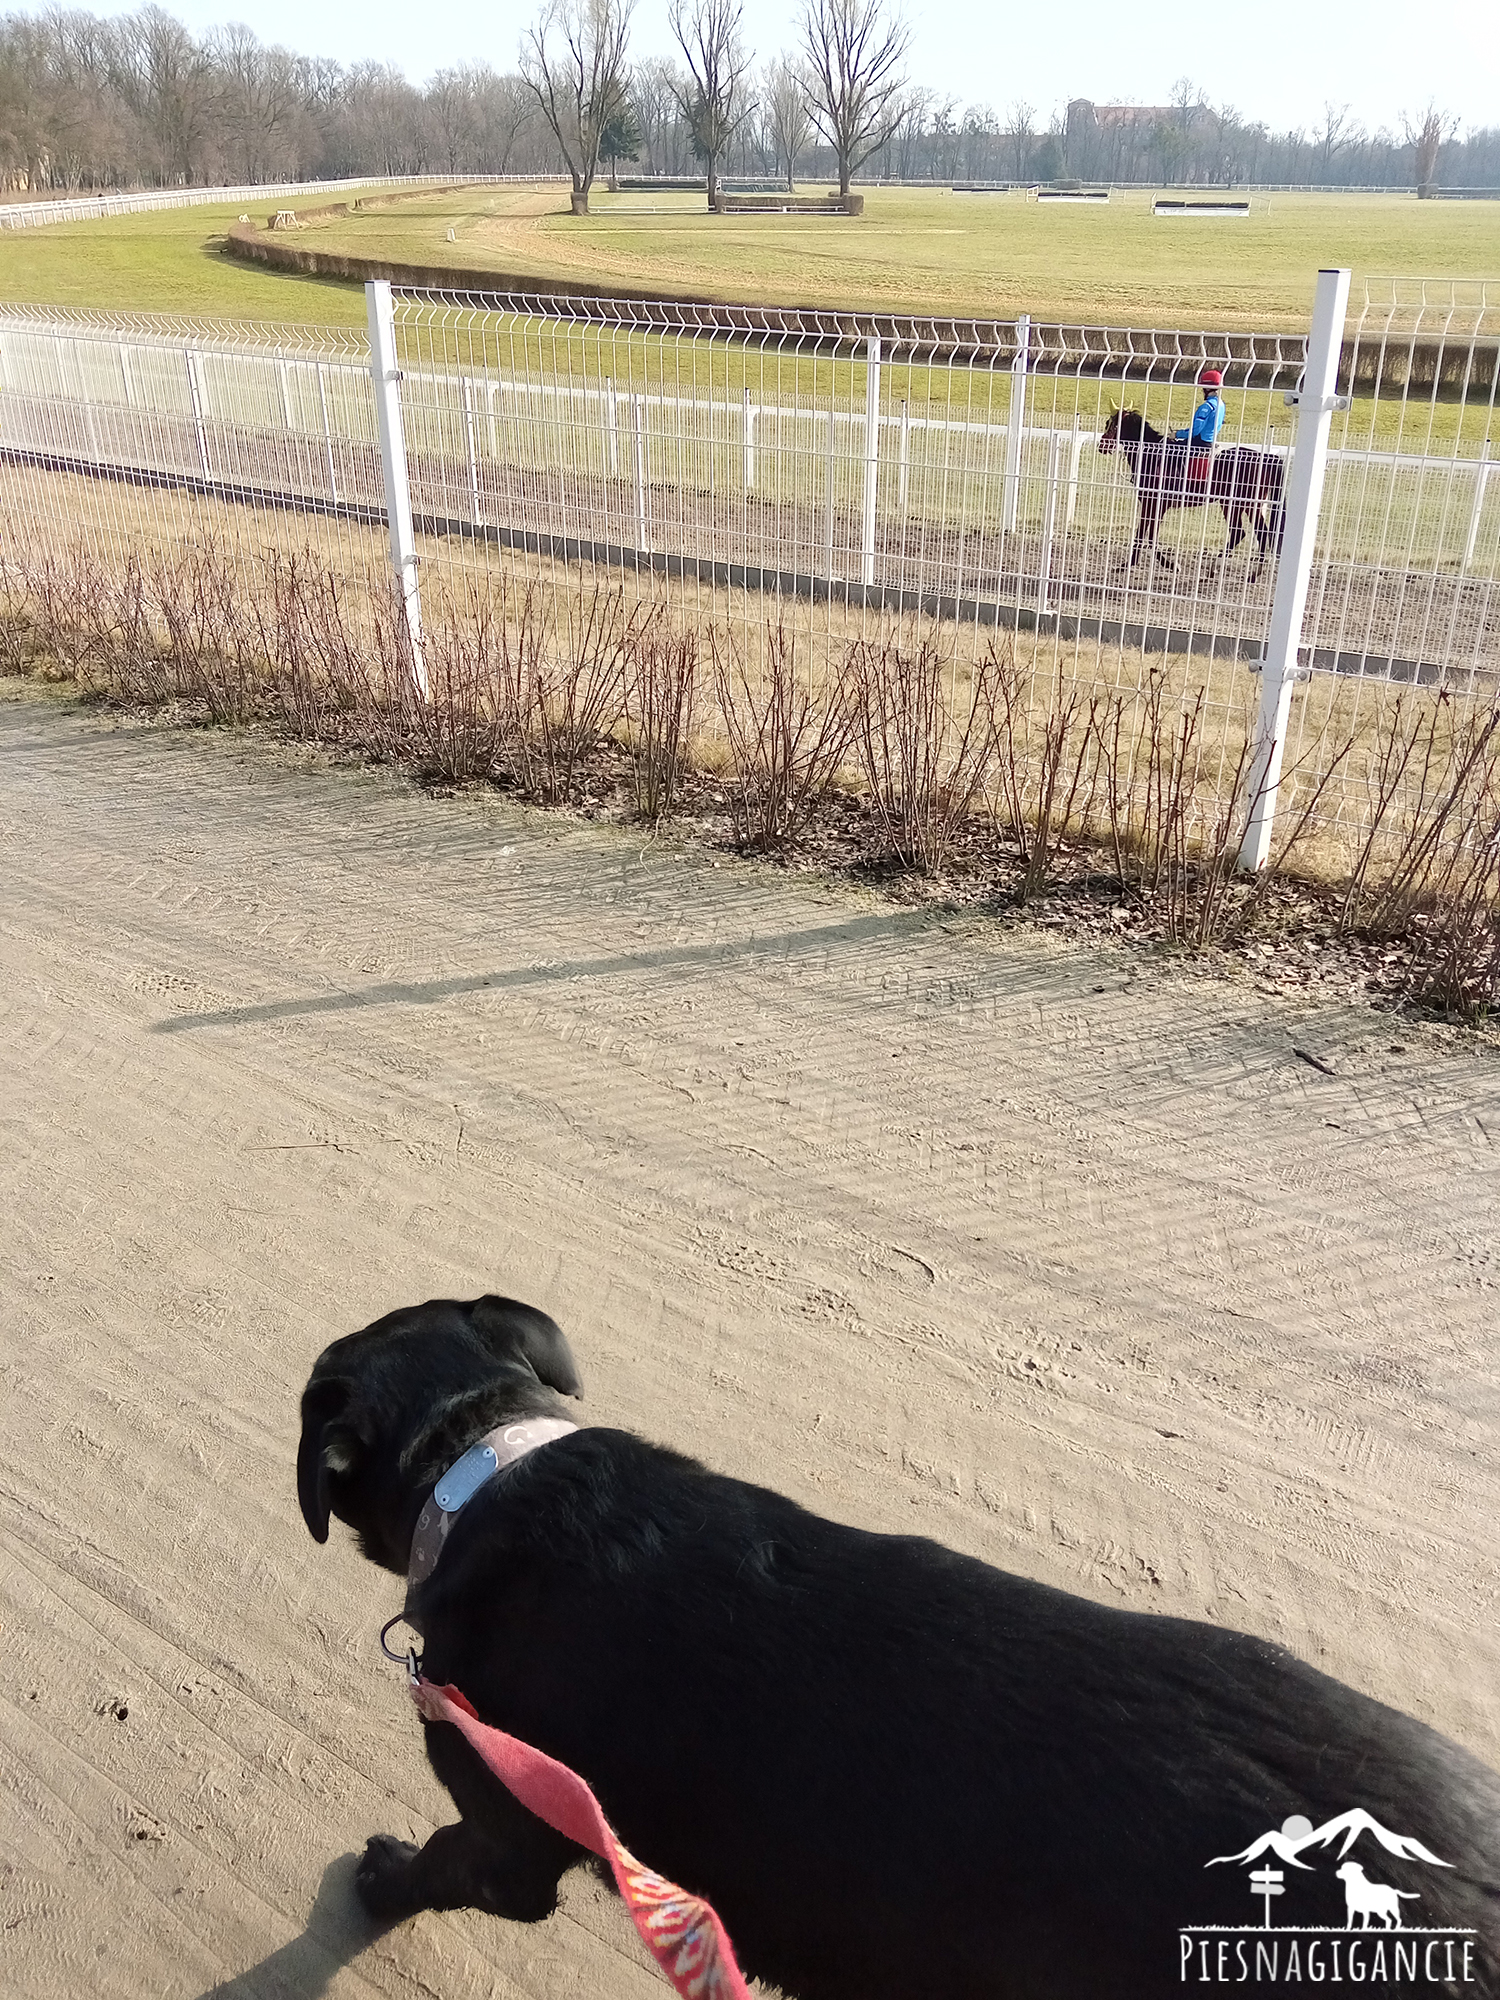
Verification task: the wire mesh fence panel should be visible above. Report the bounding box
[1,278,1497,877]
[0,307,403,720]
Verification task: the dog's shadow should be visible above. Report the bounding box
[198,1852,394,1999]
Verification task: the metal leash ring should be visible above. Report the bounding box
[380,1612,421,1674]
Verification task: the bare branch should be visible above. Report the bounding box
[520,0,636,209]
[799,0,909,197]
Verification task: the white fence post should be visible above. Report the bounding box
[825,401,837,581]
[1036,428,1067,614]
[1002,312,1030,533]
[742,385,755,491]
[1462,446,1492,572]
[1239,267,1351,872]
[365,279,426,697]
[632,393,648,550]
[315,362,339,503]
[1063,420,1085,534]
[861,332,881,586]
[69,338,101,465]
[605,379,619,477]
[183,347,212,482]
[898,400,910,511]
[460,375,482,526]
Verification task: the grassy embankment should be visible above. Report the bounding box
[4,182,1497,331]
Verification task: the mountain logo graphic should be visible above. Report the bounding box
[1207,1807,1453,1874]
[1177,1807,1478,1985]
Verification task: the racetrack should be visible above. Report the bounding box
[3,680,1498,1999]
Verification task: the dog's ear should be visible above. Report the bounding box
[297,1378,371,1542]
[467,1295,582,1399]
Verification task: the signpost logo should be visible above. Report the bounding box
[1179,1808,1479,1984]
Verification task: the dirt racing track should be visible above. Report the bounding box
[2,684,1498,1999]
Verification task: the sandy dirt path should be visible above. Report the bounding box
[2,683,1497,1999]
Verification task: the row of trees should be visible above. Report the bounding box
[523,0,908,209]
[2,2,1494,200]
[1061,85,1497,193]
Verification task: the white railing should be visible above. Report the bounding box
[1,309,1491,589]
[1,278,1496,859]
[0,173,569,231]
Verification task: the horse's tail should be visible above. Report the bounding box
[1267,453,1288,554]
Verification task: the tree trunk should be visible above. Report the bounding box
[571,188,590,214]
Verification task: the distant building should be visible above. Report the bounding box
[1066,100,1209,139]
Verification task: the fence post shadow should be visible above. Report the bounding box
[197,1851,395,2000]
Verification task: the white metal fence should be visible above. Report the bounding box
[0,174,567,232]
[1,275,1496,862]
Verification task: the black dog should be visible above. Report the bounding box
[298,1295,1500,1999]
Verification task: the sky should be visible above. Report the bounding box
[151,0,1499,140]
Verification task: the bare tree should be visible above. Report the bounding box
[520,0,635,213]
[669,0,751,208]
[799,0,908,197]
[109,5,217,184]
[631,54,688,175]
[427,64,481,175]
[1314,101,1356,180]
[1005,99,1034,181]
[212,26,310,182]
[762,52,811,191]
[1402,100,1457,192]
[887,85,930,180]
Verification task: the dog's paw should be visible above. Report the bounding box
[355,1834,421,1919]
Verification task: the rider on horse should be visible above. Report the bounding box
[1173,367,1225,488]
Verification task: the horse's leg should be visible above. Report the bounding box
[1120,502,1155,571]
[1153,505,1178,569]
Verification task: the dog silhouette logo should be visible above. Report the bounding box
[1333,1860,1421,1929]
[1177,1808,1478,1984]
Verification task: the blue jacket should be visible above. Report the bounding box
[1175,394,1225,446]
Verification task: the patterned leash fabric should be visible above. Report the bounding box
[410,1675,754,2000]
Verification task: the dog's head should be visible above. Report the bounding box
[297,1294,582,1572]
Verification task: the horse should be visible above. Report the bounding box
[1097,407,1286,574]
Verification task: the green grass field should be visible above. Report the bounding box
[3,182,1497,332]
[0,191,384,325]
[323,185,1500,331]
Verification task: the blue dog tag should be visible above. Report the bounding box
[434,1443,499,1513]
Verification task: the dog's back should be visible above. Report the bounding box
[415,1429,1500,1999]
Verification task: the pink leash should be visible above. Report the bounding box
[410,1671,754,2000]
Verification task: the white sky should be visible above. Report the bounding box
[155,0,1499,140]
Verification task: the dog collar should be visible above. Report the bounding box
[405,1417,577,1600]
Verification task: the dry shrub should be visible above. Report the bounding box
[848,634,1001,873]
[627,620,696,825]
[1337,693,1500,1017]
[9,545,112,685]
[151,544,271,723]
[263,555,379,741]
[988,648,1105,901]
[516,584,633,803]
[713,623,858,852]
[355,580,638,801]
[1340,694,1500,932]
[1402,866,1500,1017]
[7,531,1499,1013]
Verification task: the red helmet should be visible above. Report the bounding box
[1200,367,1224,386]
